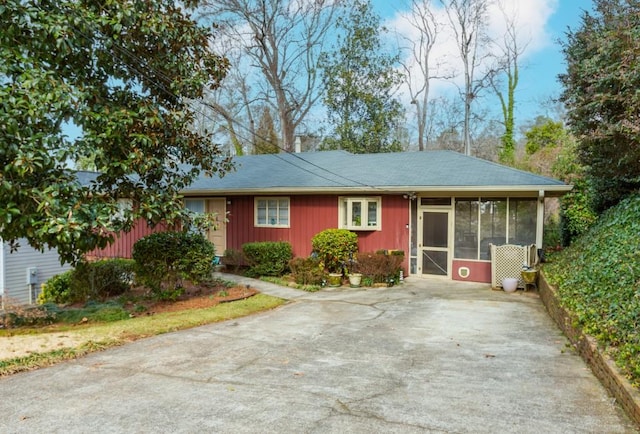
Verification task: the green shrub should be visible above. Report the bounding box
[242,241,293,277]
[222,248,246,273]
[311,228,358,273]
[132,231,215,292]
[544,194,640,387]
[39,271,75,305]
[559,178,597,246]
[72,259,135,301]
[289,256,325,285]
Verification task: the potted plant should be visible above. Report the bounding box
[348,272,362,288]
[347,255,362,287]
[312,229,359,287]
[327,272,343,287]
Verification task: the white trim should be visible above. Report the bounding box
[254,197,290,228]
[183,185,573,197]
[338,196,382,231]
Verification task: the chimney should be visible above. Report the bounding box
[294,136,302,153]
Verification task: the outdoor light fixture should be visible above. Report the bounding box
[403,192,417,200]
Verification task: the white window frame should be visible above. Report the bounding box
[339,196,382,231]
[254,197,290,228]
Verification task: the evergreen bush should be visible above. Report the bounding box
[132,231,215,292]
[39,270,75,304]
[72,259,135,300]
[311,228,358,274]
[242,241,293,277]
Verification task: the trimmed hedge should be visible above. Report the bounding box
[242,241,292,277]
[132,231,215,291]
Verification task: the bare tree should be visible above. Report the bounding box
[400,0,448,151]
[489,1,528,164]
[199,0,339,152]
[441,0,493,156]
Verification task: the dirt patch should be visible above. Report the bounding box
[0,283,259,361]
[124,283,259,315]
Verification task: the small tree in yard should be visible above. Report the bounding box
[311,229,358,274]
[0,0,231,264]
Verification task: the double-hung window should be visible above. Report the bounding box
[255,197,290,227]
[339,196,381,231]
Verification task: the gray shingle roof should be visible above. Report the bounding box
[183,150,571,195]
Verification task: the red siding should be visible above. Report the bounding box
[87,219,168,259]
[89,194,411,272]
[451,259,491,283]
[226,195,410,270]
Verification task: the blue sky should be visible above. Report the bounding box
[374,0,594,128]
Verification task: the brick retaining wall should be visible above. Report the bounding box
[538,271,640,427]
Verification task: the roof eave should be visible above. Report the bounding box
[182,184,573,197]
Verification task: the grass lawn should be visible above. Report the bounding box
[0,293,285,376]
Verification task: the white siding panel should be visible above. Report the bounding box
[1,239,72,305]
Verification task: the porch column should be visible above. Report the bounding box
[536,190,545,248]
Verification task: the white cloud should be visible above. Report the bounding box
[384,0,559,102]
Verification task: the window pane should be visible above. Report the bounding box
[454,199,478,259]
[422,212,448,248]
[508,199,537,245]
[342,200,349,226]
[185,199,205,214]
[351,201,362,226]
[480,199,506,260]
[257,200,267,224]
[421,198,451,206]
[367,201,377,226]
[268,207,277,225]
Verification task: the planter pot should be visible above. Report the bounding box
[328,273,343,287]
[502,277,519,293]
[348,273,362,288]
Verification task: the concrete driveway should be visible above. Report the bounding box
[0,275,637,433]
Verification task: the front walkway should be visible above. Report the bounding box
[0,275,637,433]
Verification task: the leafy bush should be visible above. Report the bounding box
[242,241,293,277]
[354,251,404,284]
[39,271,75,305]
[544,194,640,387]
[311,228,358,273]
[72,259,135,301]
[222,248,246,273]
[559,178,597,246]
[289,256,325,285]
[132,231,215,292]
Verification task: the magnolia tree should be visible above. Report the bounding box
[0,0,232,264]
